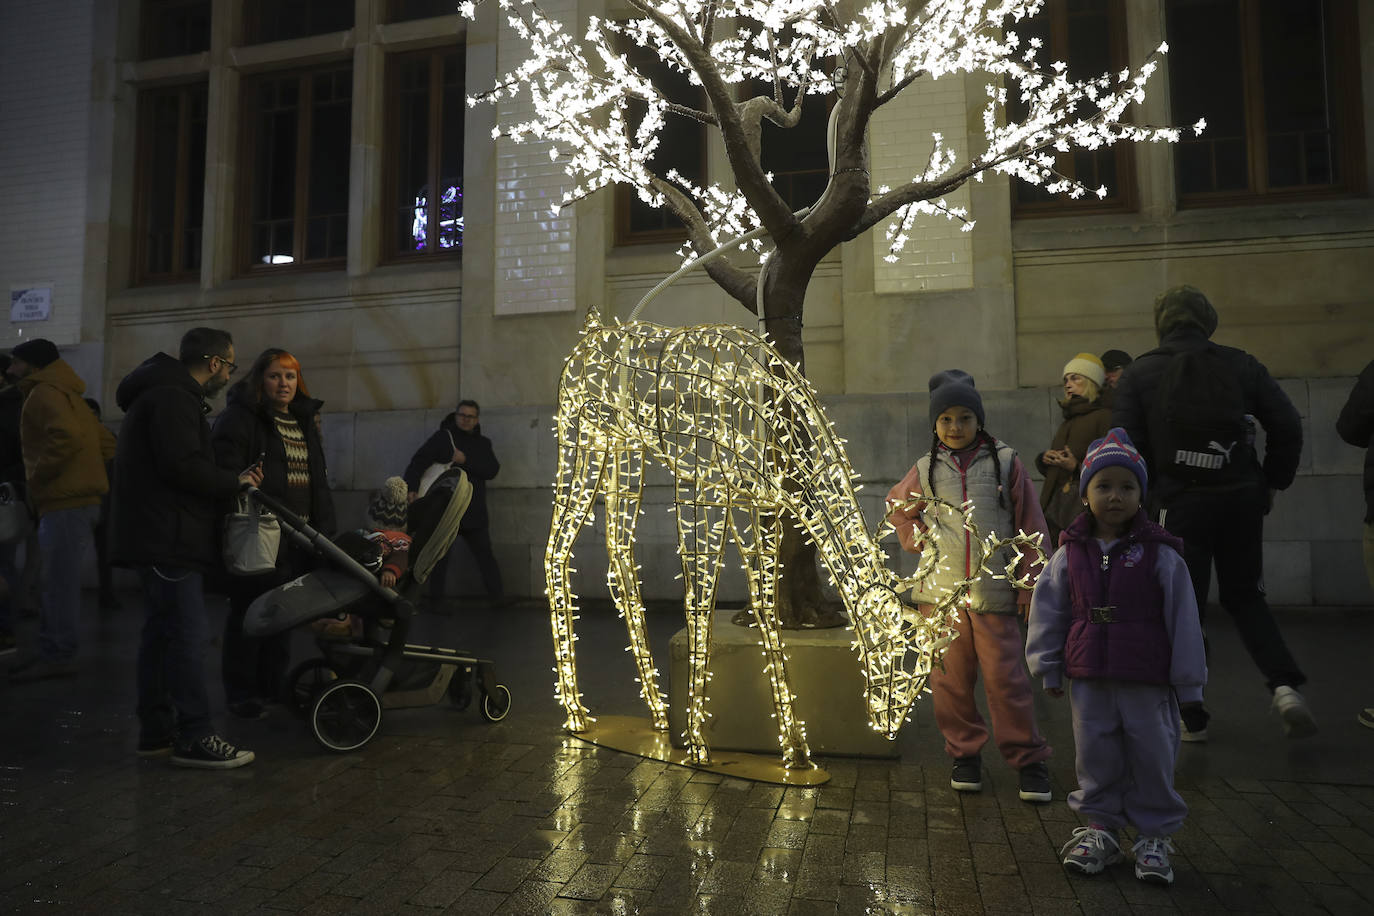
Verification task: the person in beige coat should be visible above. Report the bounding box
[8,338,115,682]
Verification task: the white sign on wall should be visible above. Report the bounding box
[10,285,53,323]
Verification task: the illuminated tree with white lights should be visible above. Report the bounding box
[463,0,1201,628]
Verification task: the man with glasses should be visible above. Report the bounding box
[404,398,505,609]
[7,338,117,683]
[108,328,264,769]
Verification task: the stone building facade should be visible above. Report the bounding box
[1,0,1370,604]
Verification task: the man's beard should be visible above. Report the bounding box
[203,375,228,398]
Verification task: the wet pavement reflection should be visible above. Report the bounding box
[2,597,1373,912]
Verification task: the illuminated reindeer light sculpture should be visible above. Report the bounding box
[546,311,1040,769]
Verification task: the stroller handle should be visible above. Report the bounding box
[242,483,308,530]
[241,485,415,617]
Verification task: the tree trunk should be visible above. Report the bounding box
[744,255,848,630]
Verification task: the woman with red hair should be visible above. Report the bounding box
[212,348,335,719]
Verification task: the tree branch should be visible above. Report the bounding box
[851,124,1087,239]
[875,69,921,108]
[625,0,799,243]
[651,176,759,311]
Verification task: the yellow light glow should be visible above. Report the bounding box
[545,310,1044,769]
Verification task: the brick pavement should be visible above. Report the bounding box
[2,595,1373,914]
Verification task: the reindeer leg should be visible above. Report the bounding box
[734,506,812,769]
[604,446,667,730]
[675,480,729,765]
[545,434,607,733]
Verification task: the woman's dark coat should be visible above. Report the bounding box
[1036,395,1112,534]
[211,383,336,539]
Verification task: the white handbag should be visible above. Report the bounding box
[222,494,281,575]
[416,431,456,498]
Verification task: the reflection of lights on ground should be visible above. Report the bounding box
[547,312,1044,774]
[756,848,797,881]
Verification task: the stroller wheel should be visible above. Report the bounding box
[285,659,340,717]
[310,680,383,752]
[480,684,512,723]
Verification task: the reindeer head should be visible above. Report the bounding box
[849,495,1046,738]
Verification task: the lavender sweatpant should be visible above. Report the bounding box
[1068,678,1187,837]
[929,606,1050,769]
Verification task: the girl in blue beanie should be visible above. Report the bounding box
[887,369,1053,804]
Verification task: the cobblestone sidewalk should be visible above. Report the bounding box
[2,598,1372,914]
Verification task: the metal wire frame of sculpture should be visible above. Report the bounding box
[545,310,1045,770]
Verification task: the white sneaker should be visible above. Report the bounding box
[1061,825,1124,875]
[1132,835,1176,885]
[1272,686,1318,738]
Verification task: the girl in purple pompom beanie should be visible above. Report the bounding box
[1027,427,1206,886]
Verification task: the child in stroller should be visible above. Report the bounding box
[243,467,510,752]
[317,476,413,639]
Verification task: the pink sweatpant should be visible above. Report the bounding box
[929,605,1051,769]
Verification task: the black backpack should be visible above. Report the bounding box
[1149,344,1254,484]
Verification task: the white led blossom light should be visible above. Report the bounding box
[462,0,1197,268]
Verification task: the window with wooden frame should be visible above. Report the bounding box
[387,0,458,22]
[243,0,353,45]
[386,47,465,261]
[240,66,353,271]
[1011,0,1136,217]
[755,86,832,214]
[140,0,211,59]
[614,44,708,246]
[1166,0,1364,206]
[133,82,208,284]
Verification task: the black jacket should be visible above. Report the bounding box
[1112,327,1303,502]
[211,384,336,537]
[0,381,24,490]
[108,353,245,571]
[1336,359,1374,523]
[403,414,499,530]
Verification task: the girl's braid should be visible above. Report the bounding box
[979,429,1007,509]
[926,431,942,503]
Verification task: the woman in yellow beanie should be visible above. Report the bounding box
[1036,353,1112,544]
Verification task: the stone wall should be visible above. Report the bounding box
[0,0,94,352]
[325,379,1372,608]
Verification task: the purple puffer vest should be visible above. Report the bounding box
[1062,509,1185,685]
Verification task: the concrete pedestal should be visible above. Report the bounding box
[668,618,899,758]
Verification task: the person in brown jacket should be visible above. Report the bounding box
[1036,353,1112,545]
[7,338,116,682]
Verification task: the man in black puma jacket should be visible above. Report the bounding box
[1113,285,1310,741]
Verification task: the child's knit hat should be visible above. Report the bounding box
[367,476,409,530]
[1079,427,1149,497]
[927,369,984,430]
[1061,352,1106,389]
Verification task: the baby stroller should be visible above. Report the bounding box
[242,468,511,752]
